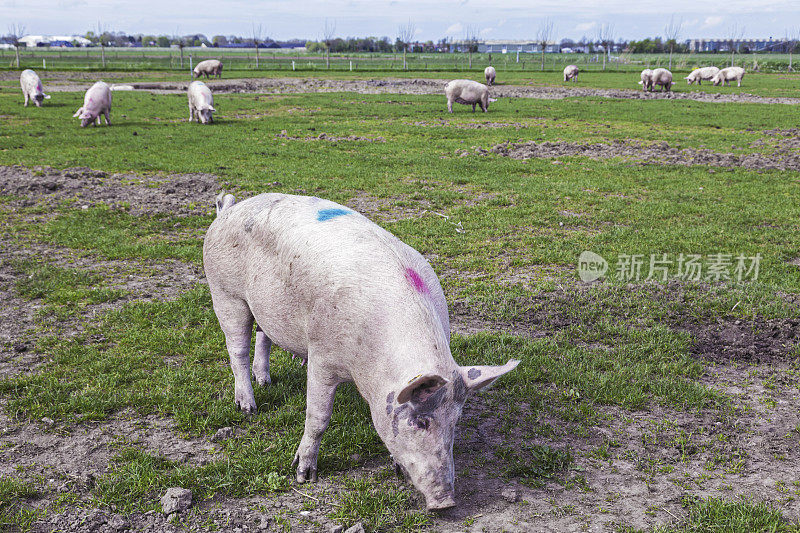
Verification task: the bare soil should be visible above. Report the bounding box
[483,137,800,171]
[2,165,800,531]
[23,75,800,104]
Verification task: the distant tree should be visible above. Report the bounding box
[786,29,798,71]
[726,23,745,66]
[664,15,682,69]
[463,25,479,67]
[96,22,108,67]
[212,35,227,47]
[596,23,614,70]
[6,23,25,68]
[537,18,554,70]
[397,19,416,70]
[157,35,170,48]
[251,24,265,68]
[322,19,336,68]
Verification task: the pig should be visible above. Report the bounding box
[20,69,50,107]
[203,193,519,510]
[188,81,216,124]
[484,66,496,86]
[72,81,112,127]
[563,65,579,82]
[444,79,496,113]
[649,68,673,92]
[684,66,720,85]
[638,69,654,91]
[193,59,223,79]
[711,66,745,87]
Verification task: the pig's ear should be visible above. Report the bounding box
[43,94,51,99]
[73,107,83,117]
[459,360,520,393]
[397,374,448,405]
[488,98,497,102]
[209,106,216,112]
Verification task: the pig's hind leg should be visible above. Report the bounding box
[213,294,258,413]
[292,358,338,483]
[252,324,272,385]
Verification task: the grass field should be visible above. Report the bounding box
[1,71,799,531]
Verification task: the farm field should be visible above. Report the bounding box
[1,70,800,532]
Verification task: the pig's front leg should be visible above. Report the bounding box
[252,324,271,385]
[293,362,337,483]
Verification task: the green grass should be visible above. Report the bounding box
[1,74,799,530]
[623,496,800,532]
[0,476,40,531]
[13,259,126,305]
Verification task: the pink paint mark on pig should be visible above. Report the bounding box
[405,267,429,295]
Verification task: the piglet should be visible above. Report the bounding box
[73,81,112,127]
[203,193,519,510]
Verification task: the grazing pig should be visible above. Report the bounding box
[20,69,50,107]
[484,66,496,86]
[193,59,223,79]
[711,66,745,87]
[188,81,216,124]
[203,193,519,510]
[72,81,112,127]
[563,65,579,82]
[649,68,674,92]
[638,69,653,91]
[444,79,496,113]
[684,66,720,85]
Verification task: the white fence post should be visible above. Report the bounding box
[292,60,295,71]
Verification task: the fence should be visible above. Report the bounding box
[1,48,796,73]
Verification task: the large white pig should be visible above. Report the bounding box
[649,68,674,91]
[193,59,223,79]
[563,65,579,82]
[711,66,745,87]
[444,79,496,113]
[20,69,50,107]
[72,81,112,127]
[484,66,496,86]
[684,66,720,85]
[188,81,216,124]
[203,193,519,510]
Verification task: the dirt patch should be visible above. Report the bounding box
[31,75,800,104]
[484,139,800,171]
[686,317,799,363]
[0,165,220,216]
[275,130,386,143]
[408,119,529,129]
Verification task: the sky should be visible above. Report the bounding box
[2,0,800,42]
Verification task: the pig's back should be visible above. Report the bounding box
[203,194,449,355]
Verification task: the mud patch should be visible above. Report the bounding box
[686,317,799,363]
[484,139,800,171]
[275,130,385,143]
[0,165,220,216]
[408,119,528,129]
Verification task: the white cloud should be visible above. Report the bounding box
[445,22,463,35]
[703,16,723,28]
[479,27,493,36]
[575,21,597,32]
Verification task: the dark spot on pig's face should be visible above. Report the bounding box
[467,368,481,380]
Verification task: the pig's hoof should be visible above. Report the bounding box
[235,399,257,414]
[254,374,271,387]
[291,453,318,483]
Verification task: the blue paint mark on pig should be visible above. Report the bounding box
[317,208,352,222]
